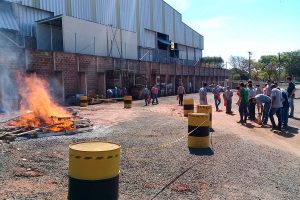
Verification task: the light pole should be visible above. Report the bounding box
[278,52,281,82]
[248,51,252,79]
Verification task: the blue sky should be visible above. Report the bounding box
[164,0,300,64]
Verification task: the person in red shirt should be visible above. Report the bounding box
[151,85,158,105]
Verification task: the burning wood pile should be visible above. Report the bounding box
[0,75,93,142]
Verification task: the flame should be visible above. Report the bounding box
[9,74,74,132]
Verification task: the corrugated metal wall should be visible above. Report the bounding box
[195,48,202,61]
[19,0,32,7]
[139,0,151,30]
[40,0,65,15]
[199,35,204,50]
[144,29,155,48]
[164,2,174,41]
[174,11,184,45]
[120,0,136,32]
[138,0,151,47]
[187,46,195,61]
[193,31,200,49]
[8,0,204,60]
[152,0,163,33]
[178,44,186,60]
[71,0,91,21]
[95,0,117,27]
[185,24,194,47]
[12,3,53,37]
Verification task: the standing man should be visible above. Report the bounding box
[177,83,186,106]
[199,83,208,105]
[269,84,283,131]
[255,84,263,114]
[286,76,296,118]
[254,94,271,126]
[224,86,233,114]
[143,86,150,106]
[255,84,262,95]
[151,85,158,105]
[266,80,272,97]
[281,89,289,129]
[248,83,256,120]
[238,82,249,124]
[212,82,221,111]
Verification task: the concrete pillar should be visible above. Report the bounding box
[193,76,196,93]
[187,76,190,93]
[98,73,106,98]
[172,75,176,95]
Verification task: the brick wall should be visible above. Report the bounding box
[1,48,229,100]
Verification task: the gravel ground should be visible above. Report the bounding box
[0,89,299,200]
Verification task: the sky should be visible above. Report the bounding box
[164,0,300,64]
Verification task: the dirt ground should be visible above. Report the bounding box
[0,88,299,200]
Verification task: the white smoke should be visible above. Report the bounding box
[0,31,24,113]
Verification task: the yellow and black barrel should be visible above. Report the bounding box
[188,113,210,148]
[124,96,132,109]
[80,96,88,107]
[197,105,212,128]
[183,98,194,117]
[68,141,120,200]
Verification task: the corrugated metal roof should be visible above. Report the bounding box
[0,10,19,31]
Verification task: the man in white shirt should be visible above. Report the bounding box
[269,84,283,131]
[199,83,208,105]
[224,86,233,114]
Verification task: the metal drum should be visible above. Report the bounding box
[68,141,121,200]
[197,105,212,128]
[123,96,132,109]
[80,96,88,107]
[183,98,194,117]
[188,113,210,148]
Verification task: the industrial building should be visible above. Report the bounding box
[0,0,229,107]
[3,0,203,63]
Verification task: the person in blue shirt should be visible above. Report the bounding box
[106,89,113,99]
[281,89,290,129]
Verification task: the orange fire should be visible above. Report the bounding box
[9,74,74,132]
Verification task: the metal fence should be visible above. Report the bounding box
[138,47,200,66]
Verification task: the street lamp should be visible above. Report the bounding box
[248,51,252,79]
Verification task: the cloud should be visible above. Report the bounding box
[164,0,192,13]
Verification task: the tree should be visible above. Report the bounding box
[280,50,300,79]
[229,56,249,80]
[229,56,248,71]
[259,55,279,81]
[201,56,224,68]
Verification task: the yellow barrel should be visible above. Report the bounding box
[183,98,194,117]
[68,141,120,200]
[197,105,212,128]
[188,113,210,148]
[124,96,132,109]
[80,96,88,107]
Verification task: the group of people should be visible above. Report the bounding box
[106,87,127,98]
[236,77,295,131]
[143,85,159,106]
[198,76,296,131]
